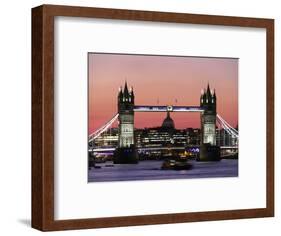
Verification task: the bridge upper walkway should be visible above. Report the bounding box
[134,105,204,112]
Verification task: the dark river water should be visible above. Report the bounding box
[88,159,238,182]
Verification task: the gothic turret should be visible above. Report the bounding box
[200,83,216,112]
[130,87,135,103]
[118,81,135,111]
[118,87,123,102]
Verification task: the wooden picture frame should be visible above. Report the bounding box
[32,4,274,231]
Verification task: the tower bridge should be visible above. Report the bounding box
[89,81,238,164]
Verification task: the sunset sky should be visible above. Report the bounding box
[88,53,238,133]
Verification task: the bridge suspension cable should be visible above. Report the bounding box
[217,114,238,135]
[217,120,238,138]
[219,120,237,137]
[216,114,238,138]
[89,113,119,142]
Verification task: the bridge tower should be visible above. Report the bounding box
[199,84,221,161]
[113,81,138,164]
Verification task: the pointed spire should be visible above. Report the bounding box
[200,89,204,100]
[203,90,206,99]
[130,86,134,97]
[123,80,129,96]
[213,89,216,99]
[206,82,211,93]
[205,83,211,101]
[118,86,123,96]
[124,80,128,88]
[118,87,123,104]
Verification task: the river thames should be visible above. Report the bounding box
[88,159,238,182]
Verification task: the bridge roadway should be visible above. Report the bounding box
[134,105,204,112]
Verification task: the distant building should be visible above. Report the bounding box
[91,128,118,148]
[216,128,238,146]
[135,111,202,148]
[186,128,201,145]
[161,111,175,129]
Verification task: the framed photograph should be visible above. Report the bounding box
[32,4,274,231]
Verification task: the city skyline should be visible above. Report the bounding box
[89,53,238,133]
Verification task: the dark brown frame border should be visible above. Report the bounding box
[32,4,274,231]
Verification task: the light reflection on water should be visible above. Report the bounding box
[88,159,238,182]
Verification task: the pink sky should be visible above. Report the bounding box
[88,53,238,133]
